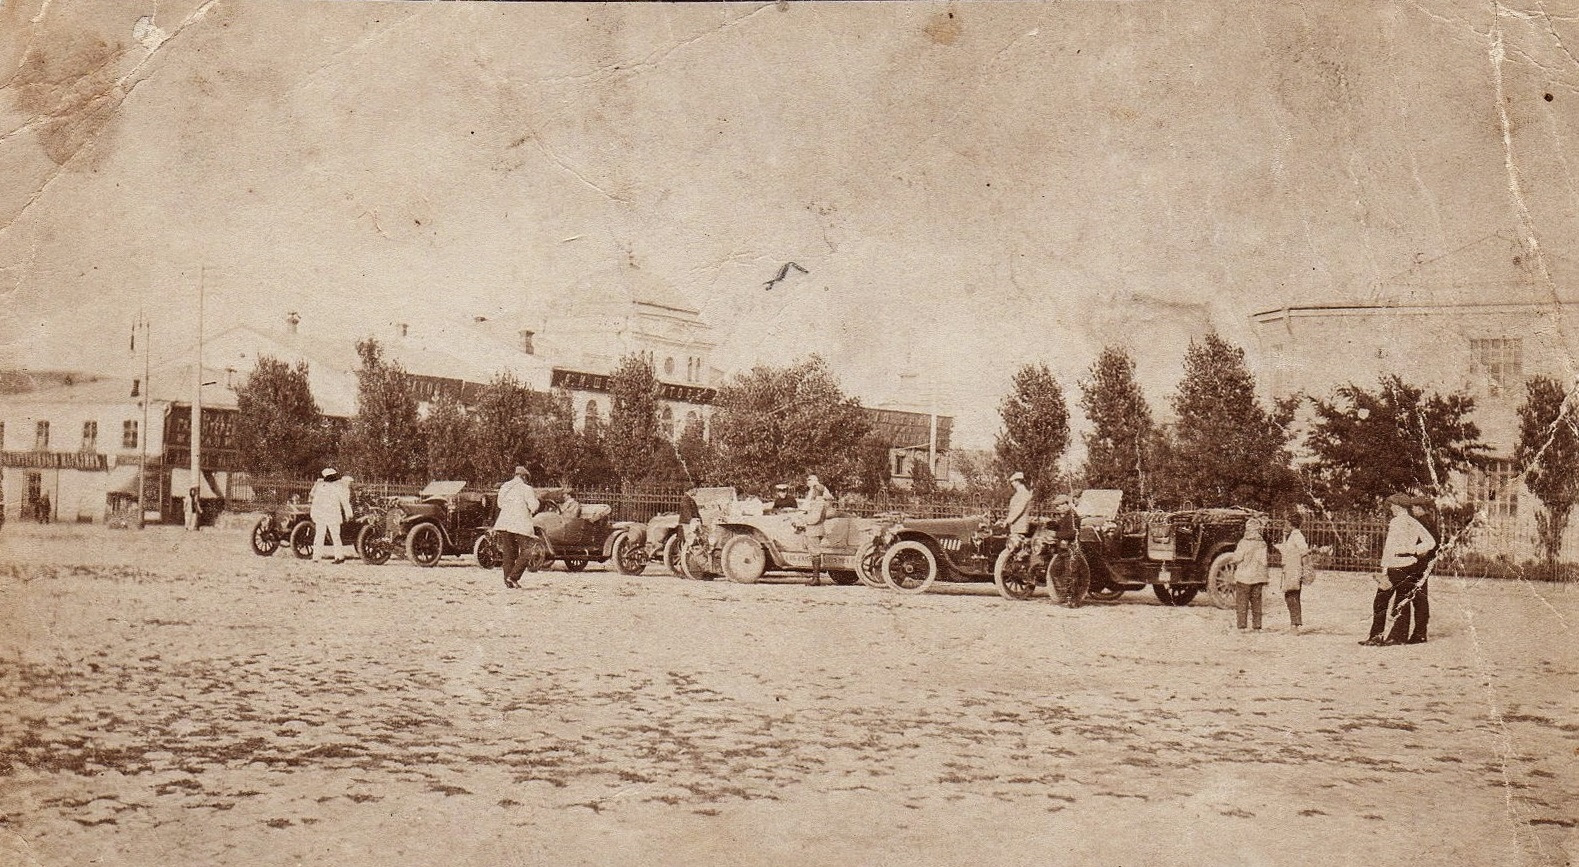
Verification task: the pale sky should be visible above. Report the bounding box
[2,0,1576,448]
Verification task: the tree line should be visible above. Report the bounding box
[235,331,1579,568]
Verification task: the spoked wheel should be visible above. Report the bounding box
[613,531,648,576]
[720,535,766,584]
[405,523,444,567]
[1206,551,1238,609]
[680,539,714,581]
[358,522,392,566]
[250,516,280,556]
[829,570,860,586]
[1058,554,1091,606]
[519,536,549,574]
[855,537,886,588]
[290,521,315,560]
[563,558,589,573]
[882,540,938,594]
[1152,584,1200,606]
[474,533,502,570]
[662,534,684,577]
[993,547,1039,601]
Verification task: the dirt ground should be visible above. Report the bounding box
[0,522,1574,867]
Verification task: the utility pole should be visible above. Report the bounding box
[136,311,151,528]
[188,267,204,531]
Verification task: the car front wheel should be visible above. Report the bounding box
[662,534,683,576]
[474,533,501,570]
[406,523,444,567]
[359,522,392,566]
[882,540,937,594]
[519,536,549,574]
[855,537,886,588]
[613,531,647,576]
[1153,584,1200,606]
[993,547,1038,601]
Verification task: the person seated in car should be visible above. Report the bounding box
[771,483,799,512]
[559,489,583,520]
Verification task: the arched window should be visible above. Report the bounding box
[664,356,675,376]
[585,400,601,434]
[661,405,674,439]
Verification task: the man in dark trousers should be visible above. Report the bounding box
[492,466,540,589]
[1388,496,1440,644]
[1363,493,1435,646]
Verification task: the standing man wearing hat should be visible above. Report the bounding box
[1047,494,1083,607]
[801,475,831,585]
[1389,497,1440,644]
[1362,493,1436,646]
[1004,471,1034,543]
[310,468,354,564]
[493,466,540,589]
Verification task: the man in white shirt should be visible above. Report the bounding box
[1004,472,1034,540]
[493,466,541,589]
[1361,493,1436,646]
[309,468,354,563]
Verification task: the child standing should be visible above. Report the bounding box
[1275,514,1314,634]
[1225,518,1270,631]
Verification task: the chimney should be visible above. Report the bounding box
[520,330,535,355]
[285,312,300,334]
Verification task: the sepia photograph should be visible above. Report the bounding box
[0,1,1575,864]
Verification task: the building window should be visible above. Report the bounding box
[585,400,601,434]
[1468,459,1519,521]
[660,405,674,439]
[1469,338,1523,397]
[131,379,140,397]
[520,330,535,355]
[123,420,139,449]
[35,420,49,451]
[0,421,5,449]
[81,421,98,452]
[664,356,675,376]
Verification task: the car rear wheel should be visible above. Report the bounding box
[662,534,684,576]
[474,533,501,570]
[358,522,392,566]
[720,535,766,584]
[251,516,279,556]
[882,540,937,594]
[1086,584,1126,602]
[1153,584,1200,606]
[564,558,589,573]
[855,537,886,588]
[406,523,444,568]
[290,521,315,560]
[1206,551,1238,609]
[993,548,1038,601]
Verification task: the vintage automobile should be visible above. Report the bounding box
[499,488,646,574]
[250,489,382,560]
[874,511,1020,594]
[607,510,681,576]
[1075,496,1277,608]
[695,505,890,585]
[358,481,499,568]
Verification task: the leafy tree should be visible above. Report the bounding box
[471,371,546,484]
[994,362,1070,496]
[909,455,939,496]
[675,414,719,486]
[419,391,476,481]
[234,356,330,478]
[710,356,871,492]
[605,355,663,486]
[1079,346,1156,507]
[849,433,895,498]
[1157,331,1296,510]
[1515,376,1579,569]
[342,338,423,483]
[1305,374,1486,512]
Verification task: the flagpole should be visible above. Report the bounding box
[188,267,204,531]
[137,311,151,528]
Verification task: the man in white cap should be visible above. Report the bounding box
[309,468,353,563]
[801,475,831,585]
[493,465,540,589]
[1004,471,1034,541]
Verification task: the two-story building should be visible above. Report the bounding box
[1251,233,1579,556]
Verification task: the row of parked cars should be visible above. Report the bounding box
[250,482,1273,609]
